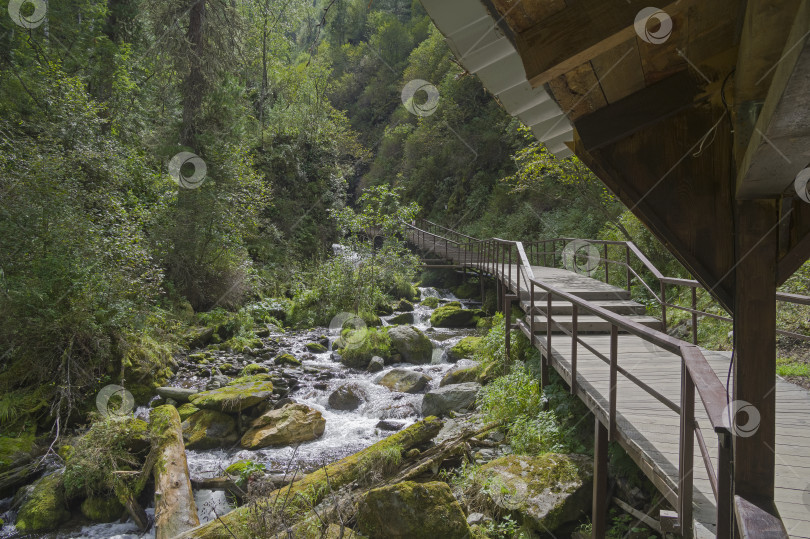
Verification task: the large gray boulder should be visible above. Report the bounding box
[181,409,239,449]
[387,326,433,365]
[376,369,431,393]
[421,382,481,416]
[156,387,197,403]
[477,454,593,533]
[328,383,367,411]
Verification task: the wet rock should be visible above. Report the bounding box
[328,383,367,411]
[440,363,481,386]
[375,420,405,431]
[81,496,124,522]
[367,356,385,373]
[240,403,326,449]
[389,312,415,325]
[14,471,70,532]
[177,403,200,421]
[305,342,328,353]
[467,512,487,526]
[356,481,471,539]
[187,327,214,349]
[430,303,483,328]
[447,336,482,362]
[477,454,593,533]
[241,363,269,375]
[273,397,295,409]
[393,299,414,312]
[420,296,440,308]
[376,369,431,393]
[190,375,274,412]
[182,409,239,449]
[421,382,481,417]
[156,387,197,403]
[387,326,432,365]
[274,353,301,367]
[206,374,230,390]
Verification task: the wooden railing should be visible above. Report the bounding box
[404,219,792,538]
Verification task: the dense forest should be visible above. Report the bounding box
[1,0,809,537]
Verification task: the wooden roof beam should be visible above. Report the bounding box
[517,0,684,88]
[736,0,810,199]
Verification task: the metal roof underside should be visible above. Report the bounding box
[420,0,574,158]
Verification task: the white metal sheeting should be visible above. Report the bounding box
[420,0,575,158]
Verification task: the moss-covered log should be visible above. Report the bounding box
[150,405,200,539]
[175,416,444,539]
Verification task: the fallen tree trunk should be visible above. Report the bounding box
[175,416,444,539]
[150,405,200,539]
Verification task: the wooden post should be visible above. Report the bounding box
[717,432,733,539]
[733,200,778,517]
[571,304,578,395]
[679,362,695,539]
[604,243,609,284]
[626,245,632,291]
[661,283,668,332]
[593,418,609,539]
[504,291,512,360]
[544,291,552,387]
[609,324,618,441]
[691,287,698,345]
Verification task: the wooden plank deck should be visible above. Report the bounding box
[410,232,810,537]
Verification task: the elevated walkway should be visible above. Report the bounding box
[407,221,810,538]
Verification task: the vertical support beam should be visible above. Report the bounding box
[609,324,618,441]
[733,199,778,508]
[679,362,695,539]
[504,292,512,361]
[626,245,632,291]
[691,287,698,345]
[544,291,552,387]
[661,284,668,333]
[604,243,609,284]
[717,432,734,539]
[571,304,578,395]
[593,418,609,539]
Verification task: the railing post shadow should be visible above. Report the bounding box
[571,304,578,395]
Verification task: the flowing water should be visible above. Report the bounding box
[0,287,482,538]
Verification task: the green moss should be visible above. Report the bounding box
[182,409,239,449]
[188,376,274,412]
[305,342,328,353]
[420,296,440,308]
[453,281,481,299]
[431,304,483,328]
[240,364,267,376]
[339,327,393,369]
[81,495,124,522]
[389,312,415,325]
[122,334,174,404]
[177,403,200,421]
[274,353,301,367]
[448,336,483,361]
[394,299,414,312]
[0,434,35,473]
[15,472,71,532]
[225,460,253,476]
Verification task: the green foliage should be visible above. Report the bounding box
[63,416,150,500]
[357,443,403,485]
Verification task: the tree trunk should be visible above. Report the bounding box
[174,416,444,539]
[150,405,200,539]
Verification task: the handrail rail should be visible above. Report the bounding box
[403,220,792,537]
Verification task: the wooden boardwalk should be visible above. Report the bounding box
[409,230,810,537]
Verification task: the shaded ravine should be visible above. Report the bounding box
[0,287,482,538]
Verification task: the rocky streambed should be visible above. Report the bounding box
[0,287,503,538]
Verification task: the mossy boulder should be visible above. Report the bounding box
[240,403,326,449]
[305,342,328,353]
[447,336,482,362]
[376,369,431,393]
[420,296,440,308]
[440,363,482,386]
[477,454,593,533]
[387,326,433,365]
[188,375,274,412]
[339,327,392,369]
[186,327,215,349]
[241,363,269,375]
[356,481,471,539]
[156,387,197,403]
[15,471,71,532]
[393,299,414,312]
[81,495,124,522]
[182,409,239,449]
[430,304,483,328]
[274,353,302,367]
[0,434,36,473]
[177,402,201,421]
[389,312,415,325]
